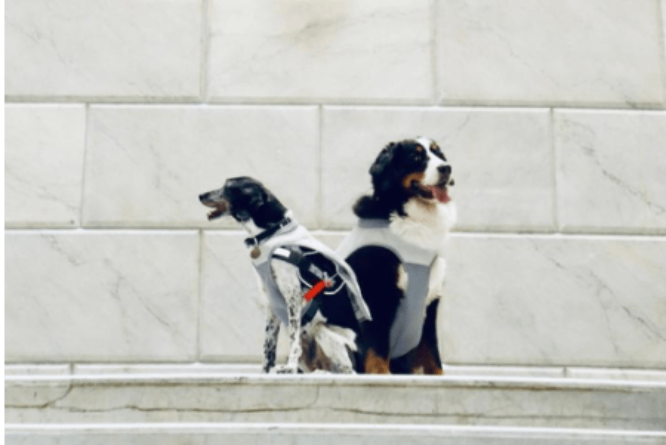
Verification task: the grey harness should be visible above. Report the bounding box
[337,219,438,359]
[251,220,371,326]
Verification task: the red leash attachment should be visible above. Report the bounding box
[303,279,332,302]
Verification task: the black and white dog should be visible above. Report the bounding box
[338,137,456,374]
[200,177,371,374]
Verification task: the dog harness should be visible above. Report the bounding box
[337,218,439,359]
[249,219,371,327]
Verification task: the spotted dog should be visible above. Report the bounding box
[338,137,456,374]
[200,177,371,374]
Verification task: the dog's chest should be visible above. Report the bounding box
[390,200,456,254]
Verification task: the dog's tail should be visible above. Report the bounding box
[309,321,357,372]
[313,324,357,351]
[353,195,384,218]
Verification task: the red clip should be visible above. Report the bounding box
[303,280,326,302]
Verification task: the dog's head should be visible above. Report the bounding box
[199,176,287,229]
[355,137,455,218]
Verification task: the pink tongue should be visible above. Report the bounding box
[430,186,450,204]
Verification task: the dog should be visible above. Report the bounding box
[199,177,371,374]
[337,137,456,374]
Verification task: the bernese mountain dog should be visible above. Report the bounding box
[337,137,456,374]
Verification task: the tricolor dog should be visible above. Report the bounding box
[338,137,456,374]
[200,177,371,374]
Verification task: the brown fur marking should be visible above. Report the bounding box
[364,349,391,374]
[300,334,335,372]
[402,172,424,191]
[412,339,443,375]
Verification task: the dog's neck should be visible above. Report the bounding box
[389,199,457,255]
[242,209,293,238]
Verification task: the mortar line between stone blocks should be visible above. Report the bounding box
[430,0,439,105]
[199,0,211,103]
[316,104,324,229]
[195,229,204,361]
[6,228,666,240]
[78,104,92,228]
[8,100,666,112]
[657,0,666,109]
[549,108,561,233]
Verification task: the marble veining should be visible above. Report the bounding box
[443,234,666,368]
[83,106,318,228]
[5,0,201,99]
[5,105,86,227]
[555,110,666,233]
[437,0,663,106]
[208,0,432,102]
[5,232,199,362]
[321,107,553,231]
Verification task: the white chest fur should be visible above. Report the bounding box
[389,199,457,255]
[390,199,457,306]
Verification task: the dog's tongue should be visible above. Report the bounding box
[429,185,450,204]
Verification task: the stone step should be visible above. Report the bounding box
[5,423,666,445]
[6,373,666,430]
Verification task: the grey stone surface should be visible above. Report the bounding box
[443,234,666,368]
[437,0,663,107]
[6,424,666,445]
[5,0,201,100]
[6,374,666,429]
[5,231,199,362]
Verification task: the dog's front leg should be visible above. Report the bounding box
[262,310,280,373]
[271,260,302,374]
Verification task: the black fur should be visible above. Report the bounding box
[199,176,288,228]
[353,139,453,219]
[200,176,368,371]
[346,138,452,374]
[354,140,428,219]
[345,247,403,367]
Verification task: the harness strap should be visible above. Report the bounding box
[271,246,334,324]
[244,217,292,248]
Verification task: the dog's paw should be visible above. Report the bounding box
[274,364,299,374]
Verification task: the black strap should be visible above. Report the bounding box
[301,296,324,325]
[271,246,332,286]
[271,246,335,325]
[244,217,292,248]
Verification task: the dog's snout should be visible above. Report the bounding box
[438,165,452,175]
[199,192,209,203]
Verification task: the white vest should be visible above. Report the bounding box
[337,219,438,359]
[251,220,372,326]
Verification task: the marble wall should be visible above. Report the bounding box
[5,0,666,369]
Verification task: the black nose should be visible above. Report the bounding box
[438,165,452,175]
[199,193,208,202]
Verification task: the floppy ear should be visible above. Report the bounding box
[370,142,397,197]
[246,190,266,213]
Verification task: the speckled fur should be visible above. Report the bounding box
[200,177,360,374]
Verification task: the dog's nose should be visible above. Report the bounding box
[438,165,452,175]
[199,193,208,202]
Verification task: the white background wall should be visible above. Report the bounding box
[5,0,666,369]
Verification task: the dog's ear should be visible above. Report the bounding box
[246,189,266,213]
[369,142,397,197]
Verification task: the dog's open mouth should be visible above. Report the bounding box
[413,180,453,204]
[201,201,228,221]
